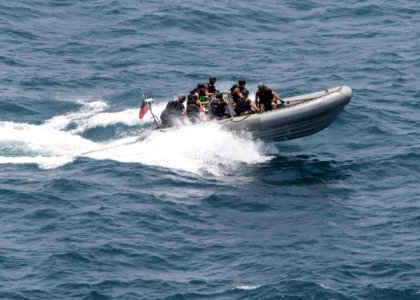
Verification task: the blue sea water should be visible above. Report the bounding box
[1,0,420,299]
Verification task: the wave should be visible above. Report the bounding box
[0,97,272,175]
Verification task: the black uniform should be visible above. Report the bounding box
[258,89,275,111]
[160,100,185,128]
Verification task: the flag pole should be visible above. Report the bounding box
[143,92,160,128]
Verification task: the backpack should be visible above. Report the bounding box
[187,103,199,115]
[210,99,219,116]
[187,103,200,123]
[161,101,182,127]
[166,101,176,109]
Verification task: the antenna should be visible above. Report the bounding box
[143,91,154,103]
[142,91,160,128]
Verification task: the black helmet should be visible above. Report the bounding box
[238,79,246,86]
[209,76,217,83]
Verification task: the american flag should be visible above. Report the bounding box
[139,99,149,120]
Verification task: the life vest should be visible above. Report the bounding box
[234,98,247,115]
[258,89,274,111]
[230,84,244,102]
[258,89,274,104]
[207,83,216,94]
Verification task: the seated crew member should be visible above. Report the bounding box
[243,89,261,114]
[205,76,217,97]
[209,91,229,120]
[160,93,186,128]
[230,79,247,104]
[255,82,282,112]
[194,83,209,110]
[186,94,202,123]
[234,89,257,116]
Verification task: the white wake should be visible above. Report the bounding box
[0,97,275,175]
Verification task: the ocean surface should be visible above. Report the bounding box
[1,1,420,299]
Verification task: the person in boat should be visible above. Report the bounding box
[244,89,261,114]
[160,93,186,128]
[234,89,260,116]
[255,82,282,112]
[230,79,247,104]
[186,94,202,123]
[209,91,229,120]
[205,76,217,97]
[194,83,209,109]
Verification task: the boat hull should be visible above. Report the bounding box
[218,86,352,142]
